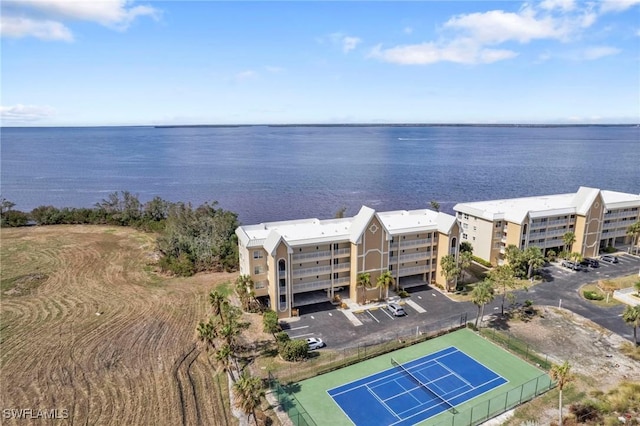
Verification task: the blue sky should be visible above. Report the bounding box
[2,0,639,126]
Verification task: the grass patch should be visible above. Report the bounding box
[1,273,49,296]
[580,284,621,306]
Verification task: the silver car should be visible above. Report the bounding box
[387,303,406,316]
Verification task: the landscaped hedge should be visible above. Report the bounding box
[472,256,492,268]
[583,290,605,301]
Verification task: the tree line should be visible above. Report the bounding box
[0,192,240,276]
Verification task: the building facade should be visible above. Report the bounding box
[453,187,640,265]
[236,206,459,318]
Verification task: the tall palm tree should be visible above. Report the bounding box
[376,270,395,300]
[440,254,460,292]
[622,305,640,346]
[209,290,227,319]
[471,279,495,328]
[562,232,576,257]
[215,343,234,379]
[524,246,545,279]
[235,274,255,311]
[549,361,573,426]
[233,370,264,424]
[626,221,640,255]
[357,272,372,304]
[196,319,216,350]
[459,251,473,284]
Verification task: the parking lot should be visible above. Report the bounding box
[281,253,640,350]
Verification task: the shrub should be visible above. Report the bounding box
[569,402,602,423]
[279,340,308,362]
[472,256,492,268]
[263,310,281,335]
[583,290,605,301]
[603,245,616,253]
[274,331,290,346]
[397,290,410,298]
[466,322,478,331]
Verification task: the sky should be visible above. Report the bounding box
[1,0,639,126]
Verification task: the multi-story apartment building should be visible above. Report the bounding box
[453,187,640,265]
[236,206,459,318]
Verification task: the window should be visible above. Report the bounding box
[389,265,393,271]
[472,237,476,241]
[253,250,263,259]
[473,226,477,231]
[463,223,468,229]
[462,233,468,240]
[255,281,267,289]
[333,243,339,250]
[254,265,264,275]
[464,214,469,220]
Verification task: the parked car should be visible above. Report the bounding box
[580,258,599,268]
[561,260,581,271]
[600,255,619,263]
[387,303,406,316]
[305,337,325,350]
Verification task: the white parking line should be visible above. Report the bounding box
[290,332,314,339]
[367,310,380,323]
[288,325,309,331]
[380,307,395,320]
[405,299,426,313]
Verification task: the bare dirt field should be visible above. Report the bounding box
[1,225,238,425]
[490,307,640,425]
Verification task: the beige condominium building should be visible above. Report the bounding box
[236,206,459,318]
[453,187,640,266]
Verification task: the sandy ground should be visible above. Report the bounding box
[1,225,238,425]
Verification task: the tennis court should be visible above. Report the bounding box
[327,347,507,426]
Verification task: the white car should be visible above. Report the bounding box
[387,303,406,316]
[305,337,325,350]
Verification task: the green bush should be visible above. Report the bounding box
[279,340,308,361]
[603,246,616,253]
[472,256,492,268]
[263,310,281,335]
[583,290,605,301]
[397,290,410,298]
[274,331,290,346]
[466,322,478,331]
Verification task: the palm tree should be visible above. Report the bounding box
[570,251,583,267]
[524,246,545,279]
[357,272,372,304]
[459,251,473,284]
[196,319,216,350]
[562,232,576,257]
[233,370,264,425]
[626,221,640,255]
[549,361,573,426]
[471,279,495,328]
[376,270,395,300]
[622,305,640,346]
[209,290,227,319]
[215,343,234,379]
[235,274,255,311]
[429,200,440,212]
[440,254,460,292]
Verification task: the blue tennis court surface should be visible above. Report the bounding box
[327,346,508,426]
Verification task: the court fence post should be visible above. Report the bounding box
[519,381,524,403]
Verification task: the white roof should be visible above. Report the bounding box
[237,206,456,250]
[453,186,640,224]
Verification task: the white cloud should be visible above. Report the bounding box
[265,66,284,73]
[0,16,73,41]
[580,46,621,60]
[327,32,362,53]
[369,39,517,65]
[443,7,573,44]
[0,104,55,123]
[599,0,640,13]
[403,26,413,35]
[539,0,576,12]
[234,70,257,82]
[1,0,160,41]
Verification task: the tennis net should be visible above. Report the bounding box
[390,357,456,413]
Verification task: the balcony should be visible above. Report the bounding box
[291,262,351,279]
[390,238,433,249]
[292,250,331,261]
[396,252,432,262]
[395,265,430,277]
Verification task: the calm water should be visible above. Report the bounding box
[1,126,639,225]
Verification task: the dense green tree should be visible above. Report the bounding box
[459,241,473,253]
[262,309,281,338]
[471,279,495,328]
[458,251,473,285]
